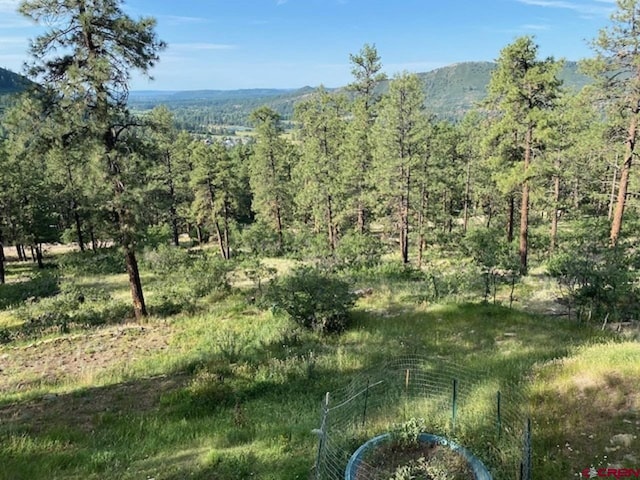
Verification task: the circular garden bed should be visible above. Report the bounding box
[345,433,492,480]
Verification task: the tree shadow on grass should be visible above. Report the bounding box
[0,272,60,311]
[0,301,620,480]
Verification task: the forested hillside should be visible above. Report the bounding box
[129,61,590,128]
[0,67,31,94]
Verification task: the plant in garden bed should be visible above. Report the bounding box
[360,419,474,480]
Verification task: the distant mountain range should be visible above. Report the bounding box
[127,61,591,124]
[0,67,32,95]
[2,61,592,125]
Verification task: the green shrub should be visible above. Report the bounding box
[57,248,125,275]
[241,222,283,256]
[141,244,191,274]
[548,242,640,323]
[335,232,384,270]
[140,224,172,249]
[287,230,332,261]
[265,266,356,333]
[188,254,233,297]
[389,417,427,448]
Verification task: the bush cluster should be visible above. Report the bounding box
[265,266,356,333]
[57,248,126,275]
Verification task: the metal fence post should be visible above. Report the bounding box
[452,378,458,434]
[496,390,502,439]
[314,392,330,480]
[520,417,532,480]
[362,378,370,428]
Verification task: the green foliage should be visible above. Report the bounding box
[140,224,173,249]
[389,418,427,448]
[1,283,133,344]
[0,271,60,310]
[57,248,126,276]
[548,234,640,323]
[265,266,356,333]
[239,257,277,294]
[335,232,384,271]
[287,229,333,261]
[188,254,234,297]
[142,244,191,274]
[144,245,233,300]
[241,222,283,257]
[463,228,520,302]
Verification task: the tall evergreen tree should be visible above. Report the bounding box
[19,0,165,319]
[582,0,640,245]
[190,141,237,259]
[373,72,428,264]
[486,36,562,274]
[294,88,348,251]
[147,106,192,247]
[248,106,292,253]
[344,44,386,233]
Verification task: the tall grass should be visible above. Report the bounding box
[0,250,637,479]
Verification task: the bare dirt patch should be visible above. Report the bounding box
[0,322,188,433]
[0,323,173,394]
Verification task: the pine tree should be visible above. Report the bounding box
[344,44,386,233]
[190,141,237,259]
[582,0,640,245]
[248,106,292,253]
[294,88,348,251]
[486,36,562,274]
[19,0,165,319]
[373,73,428,264]
[147,106,192,247]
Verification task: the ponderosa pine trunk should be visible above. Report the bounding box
[124,246,147,320]
[73,201,85,251]
[268,150,284,253]
[400,167,411,264]
[275,204,284,253]
[327,194,337,251]
[168,183,180,247]
[214,220,226,259]
[519,125,533,274]
[507,194,515,243]
[35,244,43,269]
[610,113,638,246]
[89,224,98,251]
[0,230,5,285]
[463,160,471,234]
[550,157,560,254]
[417,185,428,268]
[608,163,618,221]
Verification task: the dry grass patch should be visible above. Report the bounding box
[531,342,640,477]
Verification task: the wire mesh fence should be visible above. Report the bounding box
[313,355,531,480]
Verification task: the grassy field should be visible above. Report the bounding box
[0,250,639,480]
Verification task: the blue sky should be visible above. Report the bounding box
[0,0,618,91]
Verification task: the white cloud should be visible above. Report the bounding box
[169,43,237,51]
[158,15,210,26]
[0,0,19,14]
[517,0,614,16]
[521,23,551,30]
